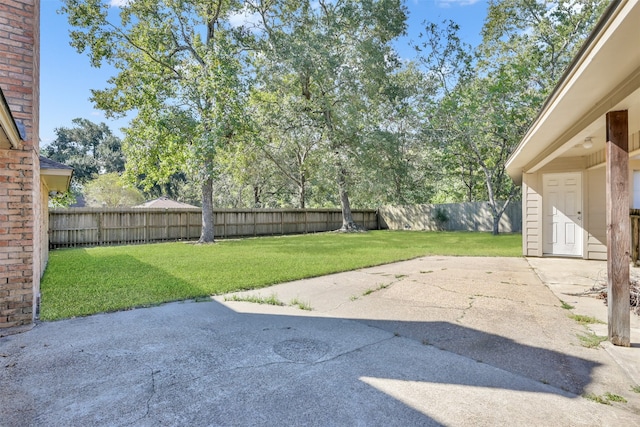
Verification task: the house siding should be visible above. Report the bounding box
[521,155,637,261]
[0,0,40,328]
[586,167,606,260]
[521,157,604,259]
[522,174,542,257]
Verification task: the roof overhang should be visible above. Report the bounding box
[0,88,22,149]
[506,0,640,185]
[41,169,73,194]
[40,157,73,193]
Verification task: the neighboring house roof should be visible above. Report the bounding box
[70,194,86,208]
[40,156,73,193]
[0,86,23,149]
[506,0,640,184]
[134,196,199,209]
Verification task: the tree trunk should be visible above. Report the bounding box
[337,167,365,232]
[492,214,500,235]
[199,176,215,243]
[489,197,514,236]
[299,176,306,209]
[253,185,261,208]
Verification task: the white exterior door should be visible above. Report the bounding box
[543,173,583,256]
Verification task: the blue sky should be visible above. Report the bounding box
[40,0,488,145]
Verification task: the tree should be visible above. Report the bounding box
[42,118,124,185]
[63,0,250,242]
[354,64,436,206]
[248,79,324,209]
[249,0,407,230]
[83,172,144,207]
[417,1,607,234]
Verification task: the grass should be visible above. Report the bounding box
[570,314,605,325]
[224,294,284,306]
[577,332,608,348]
[289,298,313,311]
[583,392,627,405]
[631,385,640,394]
[40,230,521,320]
[363,283,390,297]
[560,301,575,310]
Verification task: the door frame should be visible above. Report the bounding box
[542,172,585,257]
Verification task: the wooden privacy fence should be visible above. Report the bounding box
[378,201,522,233]
[48,208,379,249]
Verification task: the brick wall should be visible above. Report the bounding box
[0,0,41,328]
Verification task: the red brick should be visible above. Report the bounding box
[8,263,33,272]
[0,257,24,266]
[0,234,22,241]
[5,271,30,280]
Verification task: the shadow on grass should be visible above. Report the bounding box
[40,251,211,320]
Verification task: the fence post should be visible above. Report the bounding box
[165,210,169,241]
[98,210,103,246]
[185,212,189,240]
[144,211,149,243]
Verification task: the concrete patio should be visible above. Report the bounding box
[1,256,638,426]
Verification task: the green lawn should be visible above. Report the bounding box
[40,230,522,320]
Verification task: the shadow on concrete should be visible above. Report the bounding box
[0,297,604,426]
[352,318,596,395]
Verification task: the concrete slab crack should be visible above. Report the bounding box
[457,297,476,323]
[126,365,157,425]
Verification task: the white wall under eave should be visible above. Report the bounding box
[521,156,609,259]
[586,166,607,260]
[522,173,542,257]
[39,179,49,276]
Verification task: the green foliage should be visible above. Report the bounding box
[83,172,145,207]
[415,2,607,234]
[49,190,77,208]
[40,231,522,319]
[42,118,124,186]
[251,0,408,225]
[59,0,610,217]
[433,207,449,230]
[62,0,252,241]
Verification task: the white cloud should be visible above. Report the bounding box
[109,0,131,8]
[436,0,481,7]
[227,6,262,29]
